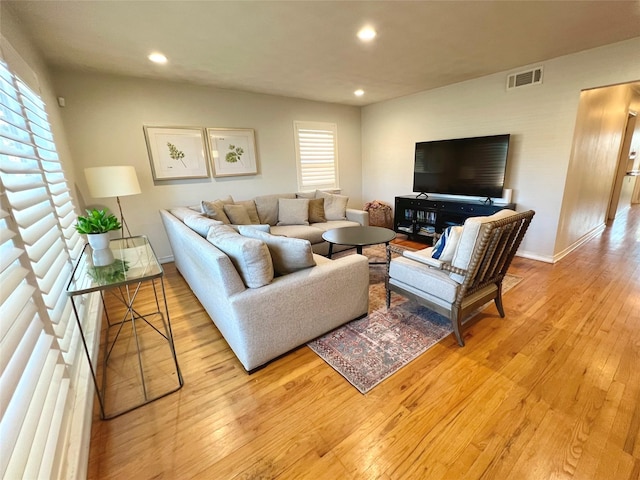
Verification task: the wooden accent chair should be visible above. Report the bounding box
[386,209,535,346]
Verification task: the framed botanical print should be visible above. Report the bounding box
[206,128,258,177]
[144,126,210,180]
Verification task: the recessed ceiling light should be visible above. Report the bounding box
[354,89,365,97]
[357,27,376,42]
[148,53,168,64]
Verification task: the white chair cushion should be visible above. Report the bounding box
[389,256,460,301]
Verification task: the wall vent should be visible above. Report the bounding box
[506,66,543,91]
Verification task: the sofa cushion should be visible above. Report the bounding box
[277,198,309,226]
[269,224,326,244]
[169,206,203,222]
[184,215,223,237]
[308,220,362,232]
[295,191,316,199]
[315,191,348,220]
[254,193,296,225]
[235,200,261,224]
[224,204,252,225]
[238,226,316,275]
[201,199,232,224]
[206,224,274,288]
[308,198,327,223]
[229,224,271,233]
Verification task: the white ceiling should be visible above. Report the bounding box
[6,1,640,106]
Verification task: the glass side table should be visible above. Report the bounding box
[66,235,183,419]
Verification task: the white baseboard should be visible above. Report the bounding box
[158,254,174,264]
[552,223,605,263]
[516,250,555,264]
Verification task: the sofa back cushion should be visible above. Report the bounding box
[238,226,316,275]
[207,225,274,288]
[254,193,296,225]
[184,214,223,237]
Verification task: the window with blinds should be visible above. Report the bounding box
[0,59,85,478]
[294,121,339,191]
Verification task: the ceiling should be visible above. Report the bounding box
[6,1,640,106]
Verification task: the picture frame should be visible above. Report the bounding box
[144,126,210,180]
[206,128,258,177]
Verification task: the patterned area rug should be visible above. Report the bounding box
[308,245,522,394]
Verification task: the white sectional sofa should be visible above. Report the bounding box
[159,191,371,371]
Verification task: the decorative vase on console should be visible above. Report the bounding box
[75,208,122,267]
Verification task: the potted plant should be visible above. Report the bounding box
[75,208,122,250]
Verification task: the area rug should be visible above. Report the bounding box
[308,245,522,394]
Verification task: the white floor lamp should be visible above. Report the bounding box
[84,166,142,237]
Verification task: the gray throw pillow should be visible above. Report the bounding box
[238,226,316,275]
[315,190,348,220]
[277,198,309,226]
[206,224,274,288]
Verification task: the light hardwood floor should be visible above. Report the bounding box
[88,206,640,479]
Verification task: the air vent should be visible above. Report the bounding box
[506,66,543,91]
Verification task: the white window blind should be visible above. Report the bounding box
[0,59,85,479]
[294,121,339,191]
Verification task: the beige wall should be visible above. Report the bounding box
[50,70,362,261]
[362,37,640,262]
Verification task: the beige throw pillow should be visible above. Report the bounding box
[201,199,231,224]
[277,198,309,226]
[206,225,274,288]
[315,191,348,220]
[308,198,327,223]
[223,204,252,225]
[238,226,316,275]
[236,200,261,224]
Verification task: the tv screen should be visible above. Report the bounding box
[413,134,510,198]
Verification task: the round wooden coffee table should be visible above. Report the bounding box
[322,226,397,264]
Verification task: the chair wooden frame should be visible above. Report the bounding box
[386,210,535,346]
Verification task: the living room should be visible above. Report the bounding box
[1,2,640,479]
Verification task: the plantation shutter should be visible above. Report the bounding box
[0,58,85,479]
[294,121,339,191]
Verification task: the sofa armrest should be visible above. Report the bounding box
[346,208,369,226]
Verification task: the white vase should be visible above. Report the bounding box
[92,248,114,267]
[87,232,110,250]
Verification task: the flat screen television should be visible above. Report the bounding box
[413,134,510,199]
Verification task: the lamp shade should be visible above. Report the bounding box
[85,166,141,198]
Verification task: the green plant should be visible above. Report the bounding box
[75,209,122,234]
